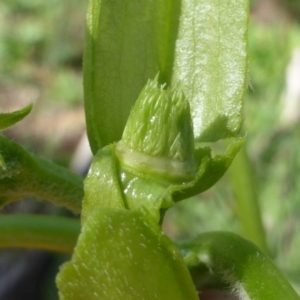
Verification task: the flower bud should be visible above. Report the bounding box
[116,76,196,182]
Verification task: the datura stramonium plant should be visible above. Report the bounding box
[56,77,243,299]
[55,0,299,297]
[1,0,299,298]
[56,77,299,300]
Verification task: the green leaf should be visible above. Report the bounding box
[84,0,181,153]
[0,103,33,130]
[172,138,245,201]
[171,0,249,142]
[57,208,198,300]
[0,135,83,213]
[84,0,248,152]
[180,231,300,300]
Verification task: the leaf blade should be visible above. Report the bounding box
[84,0,181,153]
[172,0,249,141]
[57,208,198,300]
[0,103,33,130]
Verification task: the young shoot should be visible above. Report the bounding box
[116,77,197,183]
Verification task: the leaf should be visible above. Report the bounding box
[171,0,249,142]
[172,138,245,201]
[84,0,248,153]
[0,135,83,213]
[81,145,125,223]
[57,208,198,300]
[0,103,33,130]
[84,0,181,153]
[180,231,300,300]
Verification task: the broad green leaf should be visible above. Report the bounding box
[180,231,300,300]
[171,0,249,142]
[84,0,181,153]
[57,208,199,300]
[84,0,248,152]
[172,138,245,201]
[0,103,33,130]
[0,135,83,213]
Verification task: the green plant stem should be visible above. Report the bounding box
[0,215,80,253]
[0,135,83,213]
[181,231,300,300]
[229,146,269,254]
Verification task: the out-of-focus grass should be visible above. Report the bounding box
[0,0,86,107]
[0,0,88,166]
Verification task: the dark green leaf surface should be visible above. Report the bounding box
[0,103,33,130]
[57,208,198,300]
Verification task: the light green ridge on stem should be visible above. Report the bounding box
[229,146,269,255]
[181,231,300,300]
[57,208,199,300]
[0,135,83,213]
[0,215,80,253]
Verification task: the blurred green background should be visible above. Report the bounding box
[1,0,300,298]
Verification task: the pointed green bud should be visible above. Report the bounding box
[116,77,196,182]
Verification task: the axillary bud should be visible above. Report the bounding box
[116,76,197,183]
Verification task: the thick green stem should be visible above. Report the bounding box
[0,135,83,213]
[181,231,300,300]
[0,215,80,253]
[229,146,269,254]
